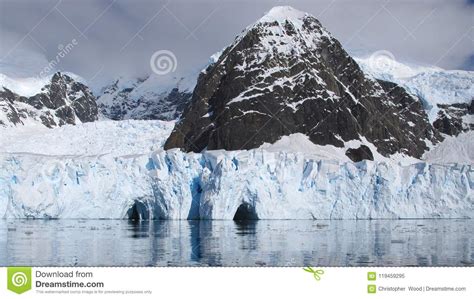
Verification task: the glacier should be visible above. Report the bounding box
[354,55,474,124]
[1,149,472,219]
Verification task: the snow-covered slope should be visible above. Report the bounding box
[0,120,175,157]
[0,72,98,128]
[355,56,473,131]
[259,133,420,165]
[97,72,197,121]
[354,56,472,107]
[0,74,51,97]
[423,131,474,165]
[0,71,88,96]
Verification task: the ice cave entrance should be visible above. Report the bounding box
[233,203,258,221]
[127,201,149,221]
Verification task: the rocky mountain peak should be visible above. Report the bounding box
[165,6,440,160]
[0,72,98,128]
[258,5,327,33]
[212,6,331,67]
[96,74,195,121]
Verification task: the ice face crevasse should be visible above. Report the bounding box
[0,150,472,219]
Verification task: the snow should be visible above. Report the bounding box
[260,133,348,161]
[260,133,419,166]
[355,56,474,123]
[354,54,442,81]
[0,72,96,128]
[255,7,331,55]
[96,71,198,121]
[259,6,307,28]
[0,120,175,157]
[0,72,88,97]
[462,114,474,127]
[0,73,50,97]
[208,50,224,65]
[224,6,336,106]
[129,72,197,98]
[423,131,474,165]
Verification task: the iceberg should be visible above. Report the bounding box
[1,149,472,219]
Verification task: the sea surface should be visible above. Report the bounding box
[0,219,472,266]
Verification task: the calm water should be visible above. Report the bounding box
[0,219,472,266]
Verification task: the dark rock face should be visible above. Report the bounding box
[164,7,439,158]
[433,102,473,136]
[346,145,374,162]
[0,89,23,126]
[0,72,98,128]
[97,77,192,121]
[135,88,192,121]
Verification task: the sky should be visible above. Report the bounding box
[0,0,473,90]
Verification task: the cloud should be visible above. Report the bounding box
[460,54,474,70]
[0,0,472,89]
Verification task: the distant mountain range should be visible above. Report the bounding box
[96,73,196,121]
[0,72,97,128]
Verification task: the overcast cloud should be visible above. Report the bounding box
[0,0,472,89]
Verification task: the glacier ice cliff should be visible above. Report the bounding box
[0,150,472,219]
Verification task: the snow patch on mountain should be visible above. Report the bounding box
[423,131,474,165]
[0,72,88,97]
[355,56,473,123]
[0,72,98,128]
[96,72,197,121]
[259,133,419,165]
[0,74,50,97]
[260,6,307,23]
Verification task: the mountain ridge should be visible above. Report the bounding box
[96,73,196,121]
[0,72,98,128]
[355,56,473,136]
[164,6,440,161]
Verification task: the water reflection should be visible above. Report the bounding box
[0,219,472,266]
